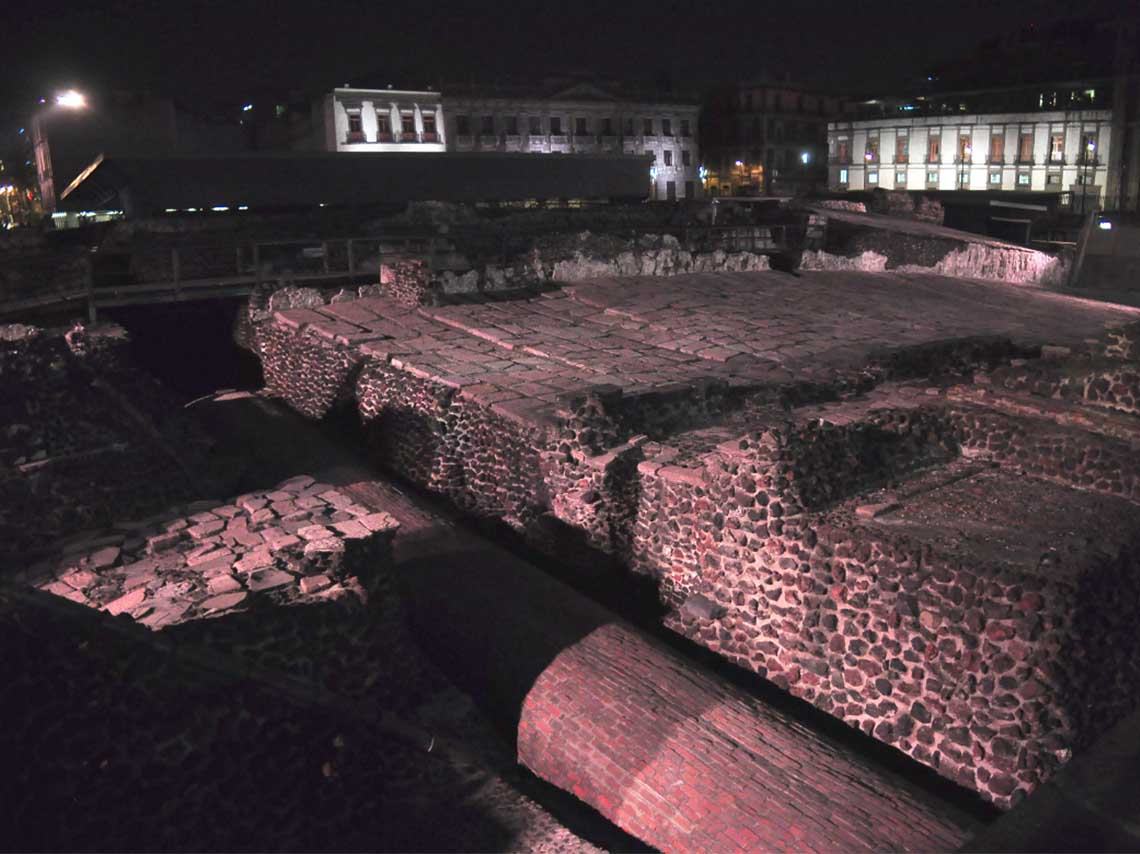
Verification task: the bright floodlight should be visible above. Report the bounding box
[56,90,86,108]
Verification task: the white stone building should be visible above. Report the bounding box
[320,88,446,153]
[828,109,1112,207]
[442,82,702,200]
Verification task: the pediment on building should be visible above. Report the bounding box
[545,81,620,102]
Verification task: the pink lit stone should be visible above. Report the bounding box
[200,591,247,612]
[105,587,147,616]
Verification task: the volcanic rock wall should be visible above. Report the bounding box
[1,322,216,567]
[246,281,1140,810]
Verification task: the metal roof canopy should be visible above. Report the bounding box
[59,151,653,216]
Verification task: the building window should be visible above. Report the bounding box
[989,170,1001,185]
[895,132,908,163]
[839,168,849,184]
[1080,130,1099,164]
[682,149,691,166]
[1017,172,1031,186]
[1049,133,1064,163]
[896,170,907,186]
[927,134,941,163]
[680,119,691,137]
[836,138,850,163]
[457,115,471,136]
[503,116,518,135]
[865,136,879,163]
[989,134,1004,163]
[376,113,391,141]
[1018,132,1034,163]
[684,180,694,197]
[575,117,588,136]
[1046,172,1062,186]
[422,112,437,141]
[643,117,654,135]
[666,180,676,200]
[663,150,673,166]
[958,134,972,163]
[868,170,879,184]
[926,170,939,185]
[347,112,363,142]
[529,115,542,135]
[550,116,562,135]
[645,150,655,162]
[623,117,634,136]
[662,118,672,137]
[401,112,415,139]
[601,117,614,136]
[481,115,495,135]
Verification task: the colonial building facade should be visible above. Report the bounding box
[319,88,446,153]
[702,83,851,196]
[442,81,702,200]
[829,107,1112,208]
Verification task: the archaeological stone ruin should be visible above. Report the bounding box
[243,254,1140,823]
[6,201,1140,851]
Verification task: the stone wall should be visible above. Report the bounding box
[1,322,216,568]
[246,278,1140,810]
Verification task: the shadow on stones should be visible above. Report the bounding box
[1,586,521,853]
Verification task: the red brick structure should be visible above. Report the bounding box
[518,622,969,852]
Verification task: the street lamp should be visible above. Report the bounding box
[56,90,87,109]
[31,89,88,214]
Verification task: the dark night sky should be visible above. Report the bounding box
[2,0,1133,124]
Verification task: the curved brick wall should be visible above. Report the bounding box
[518,622,970,853]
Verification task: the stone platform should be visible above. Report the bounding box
[248,269,1140,809]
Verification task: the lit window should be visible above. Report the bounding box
[1018,172,1031,186]
[839,168,849,184]
[926,170,938,184]
[347,112,363,141]
[896,170,907,185]
[989,171,1001,184]
[868,170,879,184]
[1046,173,1062,185]
[1049,133,1064,162]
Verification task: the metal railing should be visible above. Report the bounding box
[2,222,803,319]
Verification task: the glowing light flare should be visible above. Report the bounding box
[56,90,86,109]
[1098,221,1113,230]
[801,152,810,164]
[241,103,253,112]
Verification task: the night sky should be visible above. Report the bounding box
[2,0,1132,125]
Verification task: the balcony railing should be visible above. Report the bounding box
[549,134,569,145]
[455,134,474,149]
[479,134,500,148]
[376,132,393,142]
[347,131,365,143]
[422,132,438,142]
